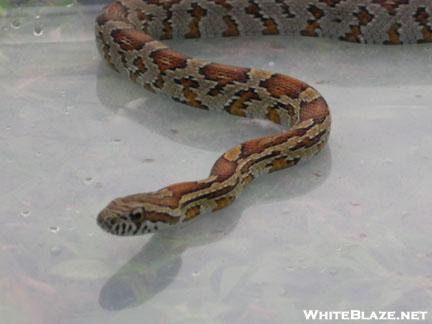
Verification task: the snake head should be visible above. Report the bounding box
[97,193,180,236]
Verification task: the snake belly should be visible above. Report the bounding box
[95,0,432,236]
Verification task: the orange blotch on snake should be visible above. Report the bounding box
[200,63,250,86]
[210,157,238,181]
[184,206,201,221]
[299,97,329,123]
[225,89,259,117]
[222,15,240,37]
[266,107,281,124]
[111,29,154,51]
[269,158,289,172]
[150,48,188,72]
[213,196,235,211]
[260,74,307,98]
[223,145,242,162]
[241,174,255,186]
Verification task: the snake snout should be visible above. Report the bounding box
[97,208,117,232]
[97,207,132,235]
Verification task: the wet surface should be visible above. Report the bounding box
[1,2,432,323]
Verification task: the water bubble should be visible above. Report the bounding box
[21,210,30,217]
[50,246,62,256]
[383,158,393,164]
[65,105,74,115]
[279,288,289,296]
[49,226,60,233]
[10,19,21,29]
[33,24,43,36]
[112,138,121,144]
[84,177,94,184]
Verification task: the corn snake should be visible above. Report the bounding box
[95,0,432,235]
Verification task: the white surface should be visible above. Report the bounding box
[1,3,432,324]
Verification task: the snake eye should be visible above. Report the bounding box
[130,209,143,222]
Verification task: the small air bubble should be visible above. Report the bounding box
[268,61,275,67]
[401,212,410,219]
[65,105,74,114]
[21,210,30,217]
[35,15,41,20]
[383,158,393,164]
[279,288,288,296]
[50,246,62,256]
[84,177,94,184]
[328,269,338,276]
[192,271,200,277]
[170,128,179,134]
[33,25,43,36]
[5,125,11,131]
[10,19,21,29]
[66,2,74,7]
[49,226,60,233]
[36,151,42,157]
[112,138,121,144]
[316,80,330,85]
[142,158,155,163]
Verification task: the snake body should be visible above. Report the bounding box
[96,0,432,236]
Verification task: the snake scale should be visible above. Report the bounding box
[96,0,432,236]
